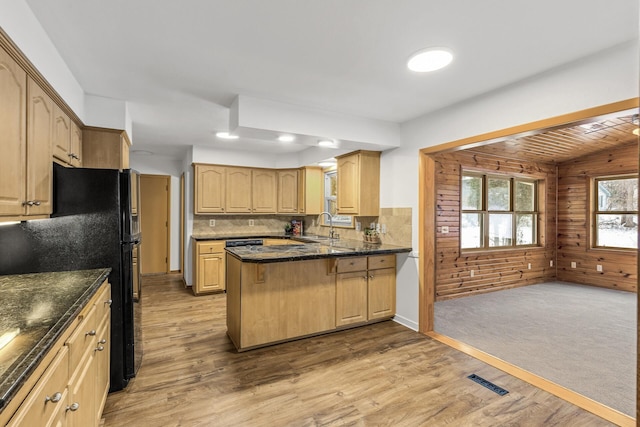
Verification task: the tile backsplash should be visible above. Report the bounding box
[192,207,412,247]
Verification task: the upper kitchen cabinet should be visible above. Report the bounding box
[298,166,323,215]
[277,169,298,214]
[82,127,131,170]
[194,164,226,214]
[0,45,28,217]
[53,104,82,167]
[336,150,380,216]
[253,169,277,213]
[226,167,252,213]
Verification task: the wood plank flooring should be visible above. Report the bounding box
[102,274,614,426]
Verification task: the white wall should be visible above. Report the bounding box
[129,154,184,272]
[383,40,639,330]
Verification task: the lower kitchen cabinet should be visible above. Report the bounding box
[193,240,226,294]
[335,255,396,327]
[5,281,111,427]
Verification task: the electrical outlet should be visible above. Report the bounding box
[355,221,361,231]
[596,264,603,272]
[470,270,474,277]
[248,219,254,227]
[312,219,316,226]
[550,260,553,267]
[571,261,576,269]
[441,226,449,234]
[209,219,215,227]
[527,263,531,270]
[370,222,376,230]
[380,223,387,234]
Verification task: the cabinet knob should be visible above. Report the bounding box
[44,392,62,403]
[22,200,41,207]
[95,345,105,352]
[105,299,113,307]
[369,275,374,279]
[66,402,80,412]
[85,330,96,336]
[362,276,368,280]
[98,339,107,344]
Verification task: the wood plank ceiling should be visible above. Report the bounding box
[464,114,638,163]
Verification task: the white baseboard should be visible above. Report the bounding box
[393,315,418,331]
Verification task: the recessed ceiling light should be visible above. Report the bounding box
[216,132,238,140]
[407,48,453,72]
[278,134,295,143]
[318,139,335,147]
[633,128,639,136]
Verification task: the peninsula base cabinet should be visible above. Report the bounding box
[226,254,396,351]
[335,255,396,327]
[3,281,111,427]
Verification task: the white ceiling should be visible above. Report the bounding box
[24,0,639,159]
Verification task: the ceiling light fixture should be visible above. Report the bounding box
[278,134,295,143]
[216,132,238,140]
[317,139,335,147]
[633,128,640,136]
[407,47,453,72]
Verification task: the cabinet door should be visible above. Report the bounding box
[26,78,54,216]
[198,253,225,292]
[53,104,71,164]
[70,121,82,167]
[68,351,97,427]
[336,271,368,326]
[226,167,252,213]
[95,317,110,424]
[298,166,322,215]
[194,164,225,213]
[0,46,27,216]
[252,169,277,213]
[277,169,298,213]
[368,267,396,320]
[337,153,360,214]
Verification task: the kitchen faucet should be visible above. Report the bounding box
[318,211,337,240]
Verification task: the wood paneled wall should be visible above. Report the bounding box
[432,150,557,300]
[556,142,638,292]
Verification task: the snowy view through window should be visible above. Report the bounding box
[595,177,638,249]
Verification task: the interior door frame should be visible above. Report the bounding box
[418,98,639,425]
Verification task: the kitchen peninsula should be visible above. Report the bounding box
[225,239,410,351]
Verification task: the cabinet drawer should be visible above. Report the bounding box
[368,254,395,270]
[94,282,112,327]
[7,346,69,427]
[197,241,225,254]
[335,257,367,273]
[65,304,97,371]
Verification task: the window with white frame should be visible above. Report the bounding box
[461,172,539,249]
[593,175,638,249]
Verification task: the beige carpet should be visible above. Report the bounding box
[434,282,637,417]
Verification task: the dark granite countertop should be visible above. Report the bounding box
[0,268,111,411]
[192,233,293,241]
[225,238,411,263]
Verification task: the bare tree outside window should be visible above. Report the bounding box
[594,176,638,249]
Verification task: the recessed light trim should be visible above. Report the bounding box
[216,132,239,140]
[318,139,335,147]
[278,134,295,143]
[633,128,639,136]
[407,47,453,72]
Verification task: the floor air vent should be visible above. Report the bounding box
[467,374,509,396]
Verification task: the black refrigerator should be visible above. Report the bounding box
[0,164,142,391]
[51,163,142,391]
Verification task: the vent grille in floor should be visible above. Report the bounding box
[467,374,509,396]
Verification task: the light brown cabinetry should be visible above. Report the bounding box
[298,166,323,215]
[4,281,111,427]
[335,255,395,327]
[0,45,28,217]
[252,169,277,213]
[277,169,298,213]
[194,164,226,213]
[225,167,252,213]
[82,127,130,170]
[336,150,380,216]
[53,105,82,167]
[193,240,226,294]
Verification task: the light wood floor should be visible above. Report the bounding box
[102,274,615,426]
